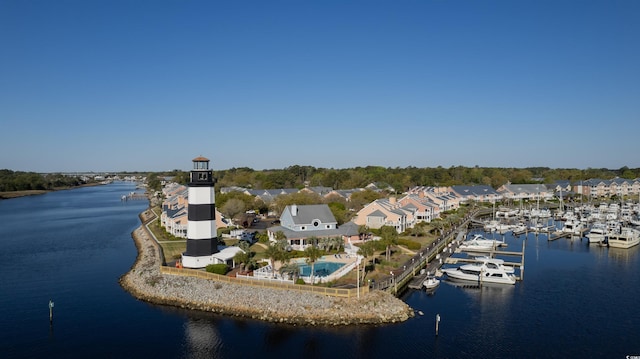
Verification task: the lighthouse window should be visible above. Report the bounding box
[198,173,208,180]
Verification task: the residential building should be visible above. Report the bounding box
[267,204,359,251]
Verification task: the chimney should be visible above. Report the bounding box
[291,204,298,216]
[389,197,396,205]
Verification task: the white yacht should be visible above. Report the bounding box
[561,218,585,236]
[458,239,495,252]
[441,258,516,285]
[606,227,640,249]
[468,257,515,274]
[483,220,499,232]
[586,222,607,244]
[468,234,505,247]
[512,223,528,235]
[458,235,504,252]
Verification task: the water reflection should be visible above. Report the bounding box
[182,318,223,358]
[607,245,640,266]
[445,280,515,307]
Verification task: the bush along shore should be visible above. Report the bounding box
[119,223,414,326]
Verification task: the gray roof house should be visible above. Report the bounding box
[450,185,501,203]
[267,204,358,251]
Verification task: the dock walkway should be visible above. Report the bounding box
[407,231,465,290]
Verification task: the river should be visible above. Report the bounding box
[1,182,639,358]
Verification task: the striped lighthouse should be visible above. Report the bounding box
[182,156,219,268]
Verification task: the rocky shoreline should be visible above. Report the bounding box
[119,220,415,326]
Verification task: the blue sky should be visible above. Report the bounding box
[1,0,639,172]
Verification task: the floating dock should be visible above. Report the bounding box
[548,228,588,241]
[446,239,526,281]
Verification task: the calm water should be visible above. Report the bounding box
[1,183,639,358]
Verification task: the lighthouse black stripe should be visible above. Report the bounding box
[188,203,216,221]
[185,238,216,257]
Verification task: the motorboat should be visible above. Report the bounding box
[441,258,516,285]
[458,239,495,252]
[483,220,499,232]
[495,223,513,234]
[466,234,505,247]
[458,234,506,253]
[511,223,528,235]
[423,275,440,290]
[585,222,607,244]
[561,218,585,236]
[606,227,640,249]
[469,257,515,274]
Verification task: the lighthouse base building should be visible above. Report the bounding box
[181,156,243,269]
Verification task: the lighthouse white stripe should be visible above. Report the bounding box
[187,221,216,239]
[188,187,215,205]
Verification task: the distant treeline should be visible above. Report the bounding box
[150,165,640,192]
[0,169,89,192]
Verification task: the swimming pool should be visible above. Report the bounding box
[297,261,345,277]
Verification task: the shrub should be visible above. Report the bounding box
[295,278,306,285]
[205,263,229,275]
[397,238,421,250]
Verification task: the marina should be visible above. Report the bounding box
[2,184,640,358]
[404,202,640,293]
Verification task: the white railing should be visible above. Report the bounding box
[253,264,274,279]
[301,255,362,284]
[236,273,294,284]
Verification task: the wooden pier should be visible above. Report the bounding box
[122,193,147,201]
[448,239,527,281]
[548,228,588,241]
[406,232,467,290]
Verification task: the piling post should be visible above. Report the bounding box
[520,238,526,280]
[49,299,54,324]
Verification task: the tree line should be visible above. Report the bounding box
[0,170,89,192]
[208,165,638,193]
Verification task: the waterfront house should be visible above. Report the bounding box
[450,185,501,204]
[406,186,461,213]
[352,197,409,233]
[397,193,439,224]
[266,204,358,251]
[496,183,553,202]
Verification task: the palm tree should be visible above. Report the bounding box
[278,262,300,281]
[304,244,322,284]
[357,241,375,283]
[234,241,255,271]
[233,250,250,270]
[332,236,344,252]
[263,244,282,277]
[379,225,398,261]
